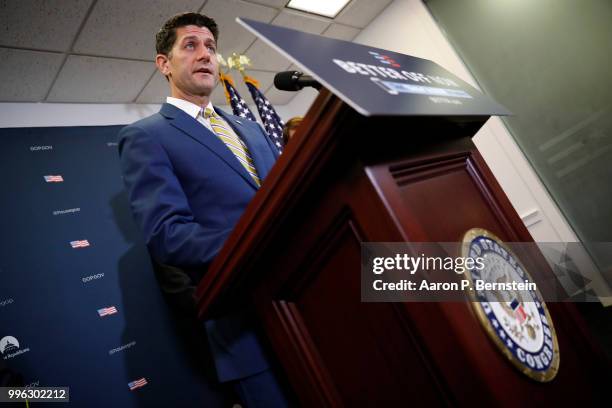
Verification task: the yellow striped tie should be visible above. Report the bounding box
[203,107,261,186]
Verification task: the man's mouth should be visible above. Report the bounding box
[194,68,212,75]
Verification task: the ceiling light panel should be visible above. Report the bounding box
[286,0,351,18]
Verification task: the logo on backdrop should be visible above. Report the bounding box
[53,207,81,216]
[128,378,148,391]
[1,335,30,360]
[82,273,104,284]
[109,340,136,356]
[0,298,14,308]
[44,175,64,183]
[97,306,118,317]
[70,240,90,249]
[0,336,19,354]
[30,145,53,151]
[461,228,560,382]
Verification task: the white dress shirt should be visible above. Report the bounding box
[166,96,215,133]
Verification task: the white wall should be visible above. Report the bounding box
[0,102,251,128]
[279,87,319,121]
[0,99,305,129]
[0,102,158,128]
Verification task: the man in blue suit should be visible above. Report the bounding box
[118,12,288,407]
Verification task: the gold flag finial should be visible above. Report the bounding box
[227,53,252,73]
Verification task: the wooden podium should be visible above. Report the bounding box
[196,89,607,406]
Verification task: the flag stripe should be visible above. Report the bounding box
[128,377,148,390]
[70,239,90,248]
[97,306,118,316]
[44,175,64,182]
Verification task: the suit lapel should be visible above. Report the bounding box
[216,108,272,181]
[160,103,258,190]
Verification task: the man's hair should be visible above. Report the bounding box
[156,12,219,56]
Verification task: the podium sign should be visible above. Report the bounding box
[237,18,510,117]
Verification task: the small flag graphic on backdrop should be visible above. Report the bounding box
[70,240,90,248]
[97,306,118,317]
[219,72,257,121]
[243,75,285,152]
[44,175,64,183]
[128,378,148,391]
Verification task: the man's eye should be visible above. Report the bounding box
[185,43,195,49]
[207,46,216,53]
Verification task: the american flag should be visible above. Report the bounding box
[219,72,257,122]
[70,240,90,248]
[44,175,64,183]
[510,299,527,324]
[128,377,148,391]
[97,306,118,317]
[244,75,285,153]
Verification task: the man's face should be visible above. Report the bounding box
[158,25,219,102]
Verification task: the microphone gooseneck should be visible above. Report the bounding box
[274,71,322,91]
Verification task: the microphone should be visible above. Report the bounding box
[274,71,322,91]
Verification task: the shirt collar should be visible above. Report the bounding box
[166,97,213,120]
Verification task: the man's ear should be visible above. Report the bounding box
[155,54,171,77]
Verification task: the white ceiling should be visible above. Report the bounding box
[0,0,392,106]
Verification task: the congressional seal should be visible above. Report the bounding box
[461,228,560,382]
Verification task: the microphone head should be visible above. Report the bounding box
[274,70,303,91]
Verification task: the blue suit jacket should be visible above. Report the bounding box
[118,103,279,381]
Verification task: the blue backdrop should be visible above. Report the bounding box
[0,125,229,406]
